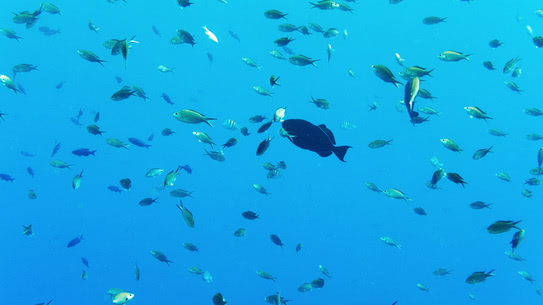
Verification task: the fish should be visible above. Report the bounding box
[487,220,522,234]
[72,170,84,190]
[280,119,351,161]
[504,251,525,262]
[289,54,319,67]
[466,270,494,284]
[381,237,401,248]
[404,77,420,118]
[242,57,261,69]
[413,207,427,215]
[177,201,195,228]
[447,172,467,188]
[270,234,284,247]
[368,140,392,148]
[538,147,543,175]
[151,250,173,266]
[270,75,280,87]
[256,135,273,156]
[264,9,288,19]
[139,197,158,206]
[372,64,402,87]
[120,178,131,191]
[311,278,325,288]
[417,283,429,292]
[212,293,227,305]
[202,270,213,282]
[170,189,193,198]
[256,271,278,281]
[433,268,452,276]
[203,26,218,43]
[503,57,521,73]
[229,30,240,42]
[128,138,151,149]
[77,50,106,66]
[88,19,99,33]
[423,16,447,24]
[437,50,471,61]
[67,235,83,248]
[382,188,411,201]
[135,265,140,280]
[234,228,247,237]
[204,149,225,162]
[108,186,123,193]
[183,242,199,252]
[298,283,313,292]
[264,292,290,305]
[473,147,493,160]
[274,37,294,47]
[519,271,536,283]
[254,86,273,97]
[81,257,89,267]
[161,93,174,105]
[50,161,72,169]
[222,119,239,130]
[27,167,35,178]
[22,224,33,236]
[319,265,332,279]
[178,165,192,173]
[0,174,15,182]
[174,109,216,127]
[470,201,492,209]
[51,142,61,157]
[510,229,525,251]
[72,148,96,157]
[254,184,270,196]
[112,292,134,305]
[21,151,36,157]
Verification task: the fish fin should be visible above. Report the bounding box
[317,151,333,157]
[204,119,216,127]
[332,145,351,162]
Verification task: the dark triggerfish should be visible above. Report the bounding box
[280,119,351,161]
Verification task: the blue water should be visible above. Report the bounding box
[1,0,542,304]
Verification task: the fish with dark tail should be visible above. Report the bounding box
[280,119,351,161]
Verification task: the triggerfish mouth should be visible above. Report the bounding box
[280,119,351,162]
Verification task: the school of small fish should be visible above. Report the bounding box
[3,0,543,304]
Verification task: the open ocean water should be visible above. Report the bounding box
[1,0,543,304]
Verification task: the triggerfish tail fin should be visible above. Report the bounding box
[332,145,351,162]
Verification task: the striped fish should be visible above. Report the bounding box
[223,119,239,130]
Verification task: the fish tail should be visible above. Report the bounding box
[205,118,217,127]
[332,145,351,162]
